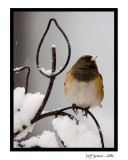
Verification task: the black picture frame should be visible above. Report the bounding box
[10,8,118,151]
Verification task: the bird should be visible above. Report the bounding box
[64,55,104,116]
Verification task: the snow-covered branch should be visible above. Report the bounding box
[15,131,59,148]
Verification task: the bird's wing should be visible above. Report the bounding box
[99,73,104,89]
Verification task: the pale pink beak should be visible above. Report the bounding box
[91,56,97,61]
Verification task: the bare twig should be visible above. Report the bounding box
[51,46,56,72]
[58,136,67,148]
[13,65,30,94]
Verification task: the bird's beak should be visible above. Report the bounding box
[91,56,97,61]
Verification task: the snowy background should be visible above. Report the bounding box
[13,11,114,148]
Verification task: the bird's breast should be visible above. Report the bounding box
[64,71,104,108]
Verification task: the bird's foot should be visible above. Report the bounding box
[82,106,90,117]
[72,103,78,115]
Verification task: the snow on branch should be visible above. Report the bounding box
[16,131,59,148]
[14,87,44,140]
[52,116,101,148]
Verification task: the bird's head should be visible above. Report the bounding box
[72,55,98,71]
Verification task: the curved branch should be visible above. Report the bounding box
[32,106,104,148]
[88,110,104,148]
[36,18,71,78]
[13,65,30,94]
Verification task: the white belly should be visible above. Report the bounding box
[66,79,102,108]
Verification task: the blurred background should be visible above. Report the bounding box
[13,11,114,148]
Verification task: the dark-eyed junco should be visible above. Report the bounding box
[64,55,104,116]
